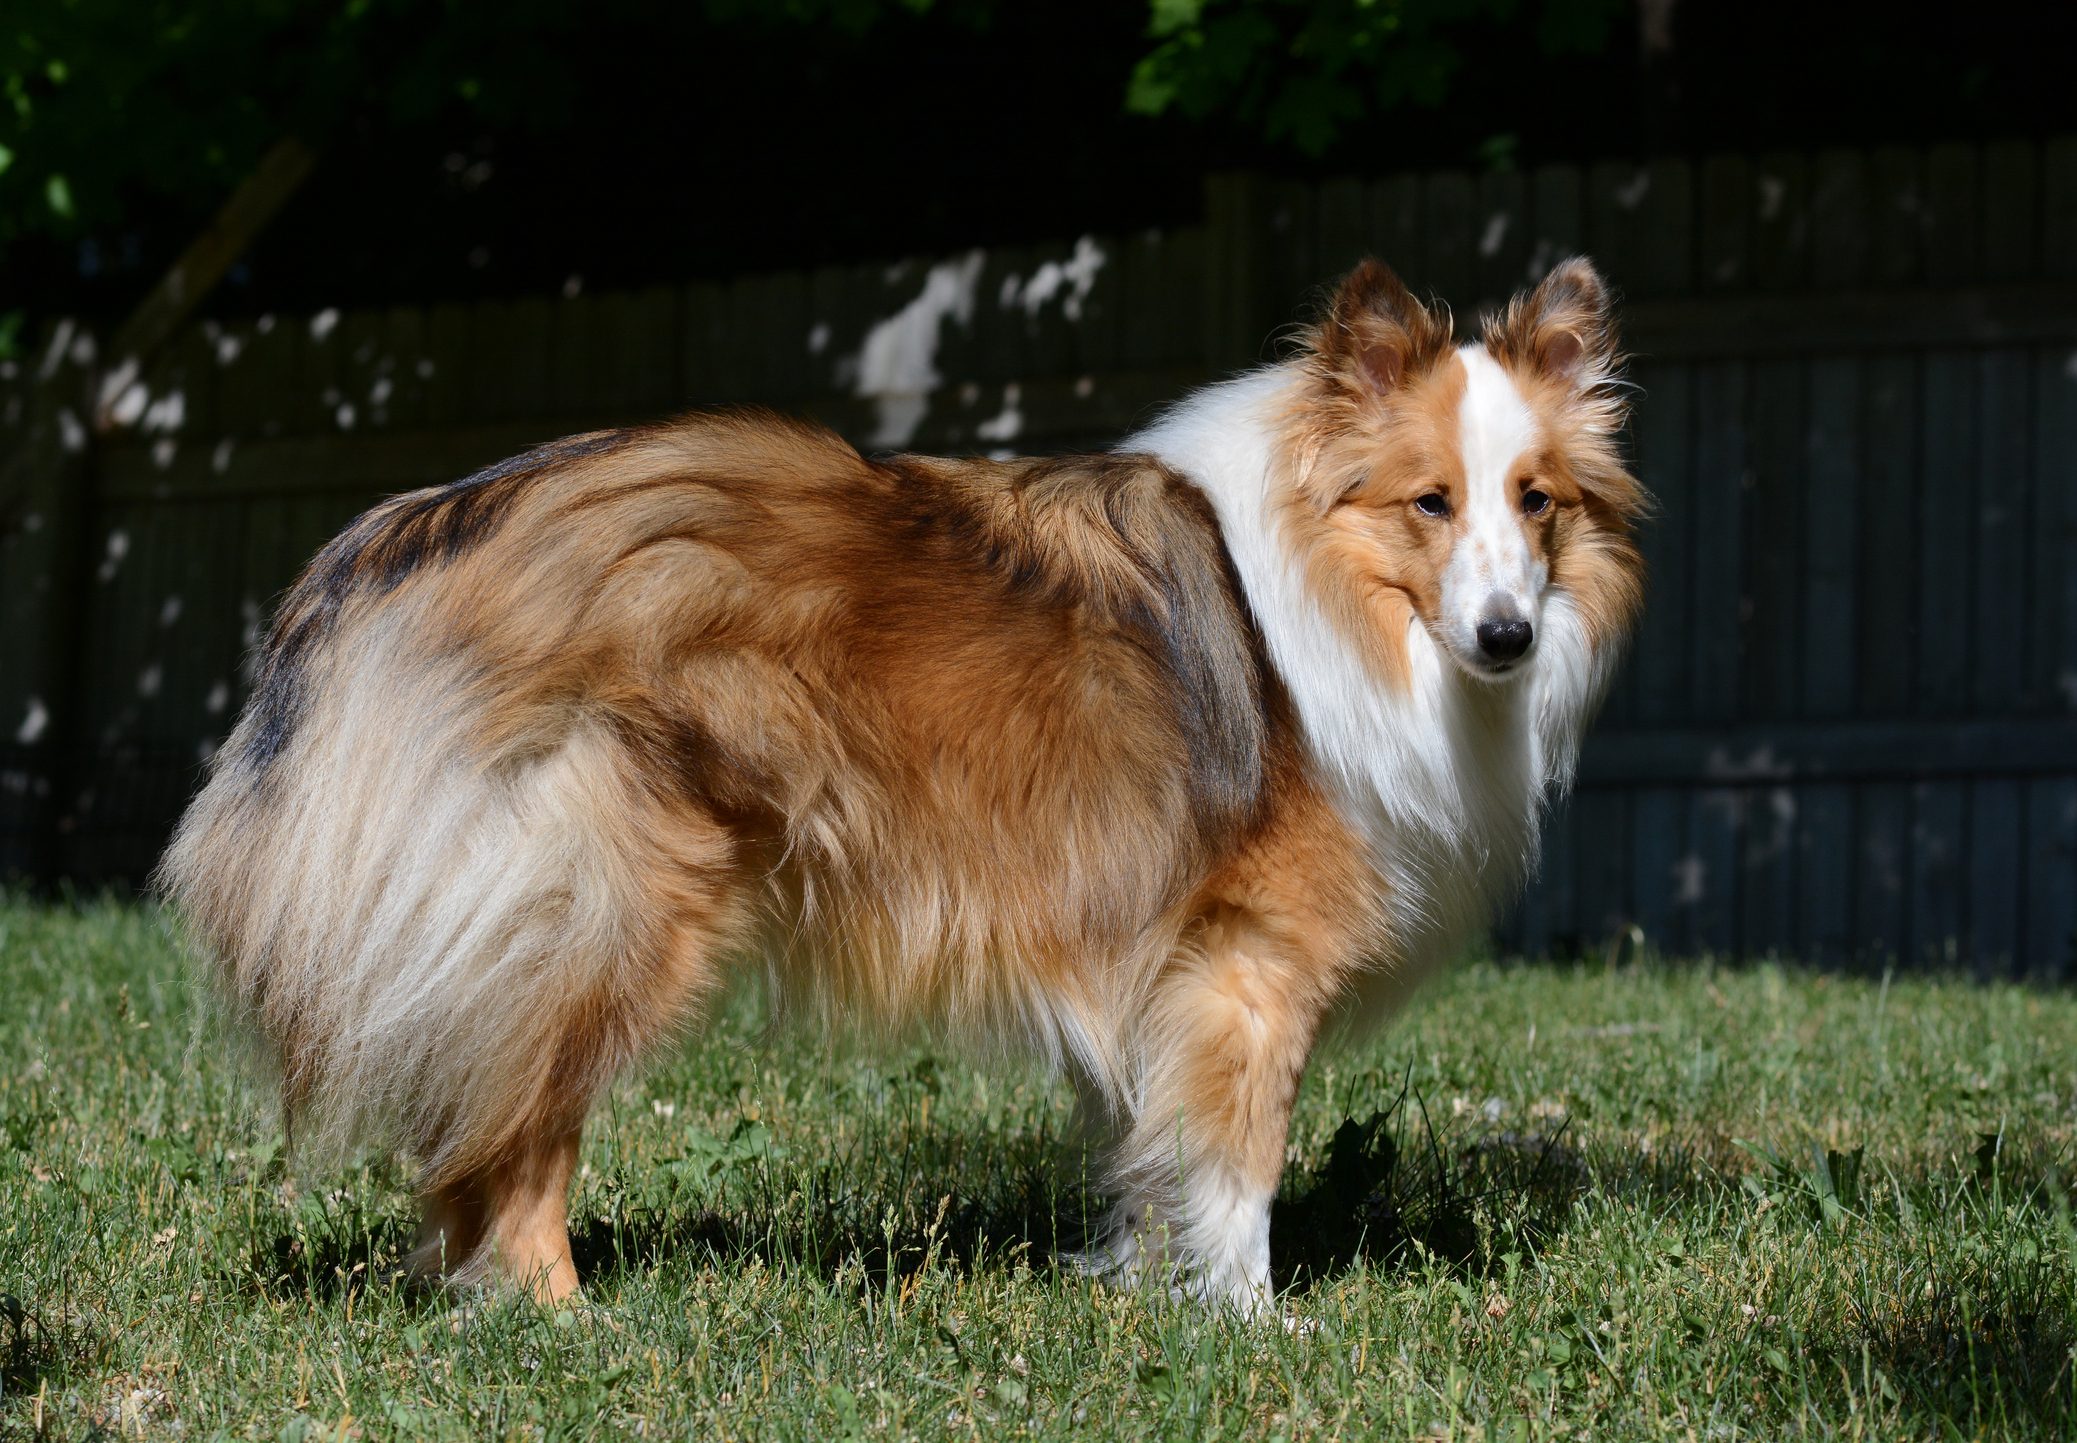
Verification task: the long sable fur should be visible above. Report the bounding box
[162,412,1293,1185]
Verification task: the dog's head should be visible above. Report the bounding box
[1285,257,1647,684]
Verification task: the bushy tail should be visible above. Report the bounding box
[159,614,734,1185]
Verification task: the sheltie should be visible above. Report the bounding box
[161,256,1646,1314]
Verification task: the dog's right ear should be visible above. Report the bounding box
[1314,259,1453,398]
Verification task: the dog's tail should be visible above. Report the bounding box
[159,585,737,1187]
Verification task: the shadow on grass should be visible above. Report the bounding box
[1855,1253,2077,1434]
[228,1079,1693,1308]
[1272,1099,1584,1288]
[1,1291,107,1403]
[571,1080,1641,1299]
[567,1121,1100,1291]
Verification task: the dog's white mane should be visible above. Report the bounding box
[1127,357,1617,973]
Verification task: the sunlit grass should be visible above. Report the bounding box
[3,895,2075,1439]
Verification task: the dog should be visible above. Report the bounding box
[160,256,1645,1314]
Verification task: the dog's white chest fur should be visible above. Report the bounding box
[1129,365,1609,976]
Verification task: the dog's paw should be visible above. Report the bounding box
[1057,1234,1144,1286]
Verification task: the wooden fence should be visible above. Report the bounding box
[3,139,2074,974]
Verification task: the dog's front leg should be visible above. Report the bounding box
[1101,909,1334,1316]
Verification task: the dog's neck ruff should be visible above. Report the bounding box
[1128,364,1613,957]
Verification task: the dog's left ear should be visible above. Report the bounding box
[1493,257,1618,390]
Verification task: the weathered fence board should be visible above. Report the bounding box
[4,138,2075,975]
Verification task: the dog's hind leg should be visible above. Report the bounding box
[411,1126,583,1303]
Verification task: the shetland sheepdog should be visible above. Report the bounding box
[161,257,1645,1313]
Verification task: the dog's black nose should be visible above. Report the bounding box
[1476,616,1533,662]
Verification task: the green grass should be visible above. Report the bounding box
[3,896,2076,1440]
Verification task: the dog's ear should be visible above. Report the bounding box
[1315,258,1453,397]
[1491,257,1618,390]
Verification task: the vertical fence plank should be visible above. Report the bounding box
[1540,793,1581,956]
[1068,233,1124,379]
[1629,357,1692,955]
[1263,177,1321,333]
[1910,783,1967,969]
[1570,159,1661,945]
[2026,782,2077,981]
[225,316,291,438]
[1689,358,1748,953]
[1912,347,1974,967]
[1796,147,1870,964]
[549,292,604,416]
[1969,780,2024,978]
[294,308,345,434]
[1421,171,1474,306]
[1019,239,1085,383]
[1312,177,1371,285]
[335,311,386,432]
[1856,785,1911,972]
[419,303,469,427]
[1690,157,1755,950]
[1741,152,1812,955]
[1370,175,1426,284]
[1868,146,1925,286]
[1473,170,1528,305]
[2026,144,2077,974]
[680,282,729,405]
[1800,361,1860,963]
[1699,154,1752,291]
[1904,144,1975,989]
[1204,174,1273,370]
[1526,164,1583,279]
[1857,355,1919,715]
[373,306,426,430]
[1916,355,1974,716]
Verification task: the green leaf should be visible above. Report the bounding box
[1147,0,1206,37]
[45,173,74,219]
[1125,54,1181,116]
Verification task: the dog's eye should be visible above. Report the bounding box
[1521,489,1552,517]
[1414,493,1451,519]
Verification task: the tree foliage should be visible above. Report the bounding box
[5,0,1623,294]
[1125,0,1628,156]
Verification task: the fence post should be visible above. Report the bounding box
[1203,172,1279,372]
[0,320,101,884]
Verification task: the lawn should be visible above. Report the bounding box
[2,896,2074,1441]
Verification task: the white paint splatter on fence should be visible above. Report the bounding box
[143,390,185,433]
[1670,853,1706,905]
[976,383,1024,443]
[842,252,984,447]
[1000,236,1106,320]
[97,529,130,583]
[1479,213,1509,258]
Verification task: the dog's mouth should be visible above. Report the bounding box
[1440,637,1534,683]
